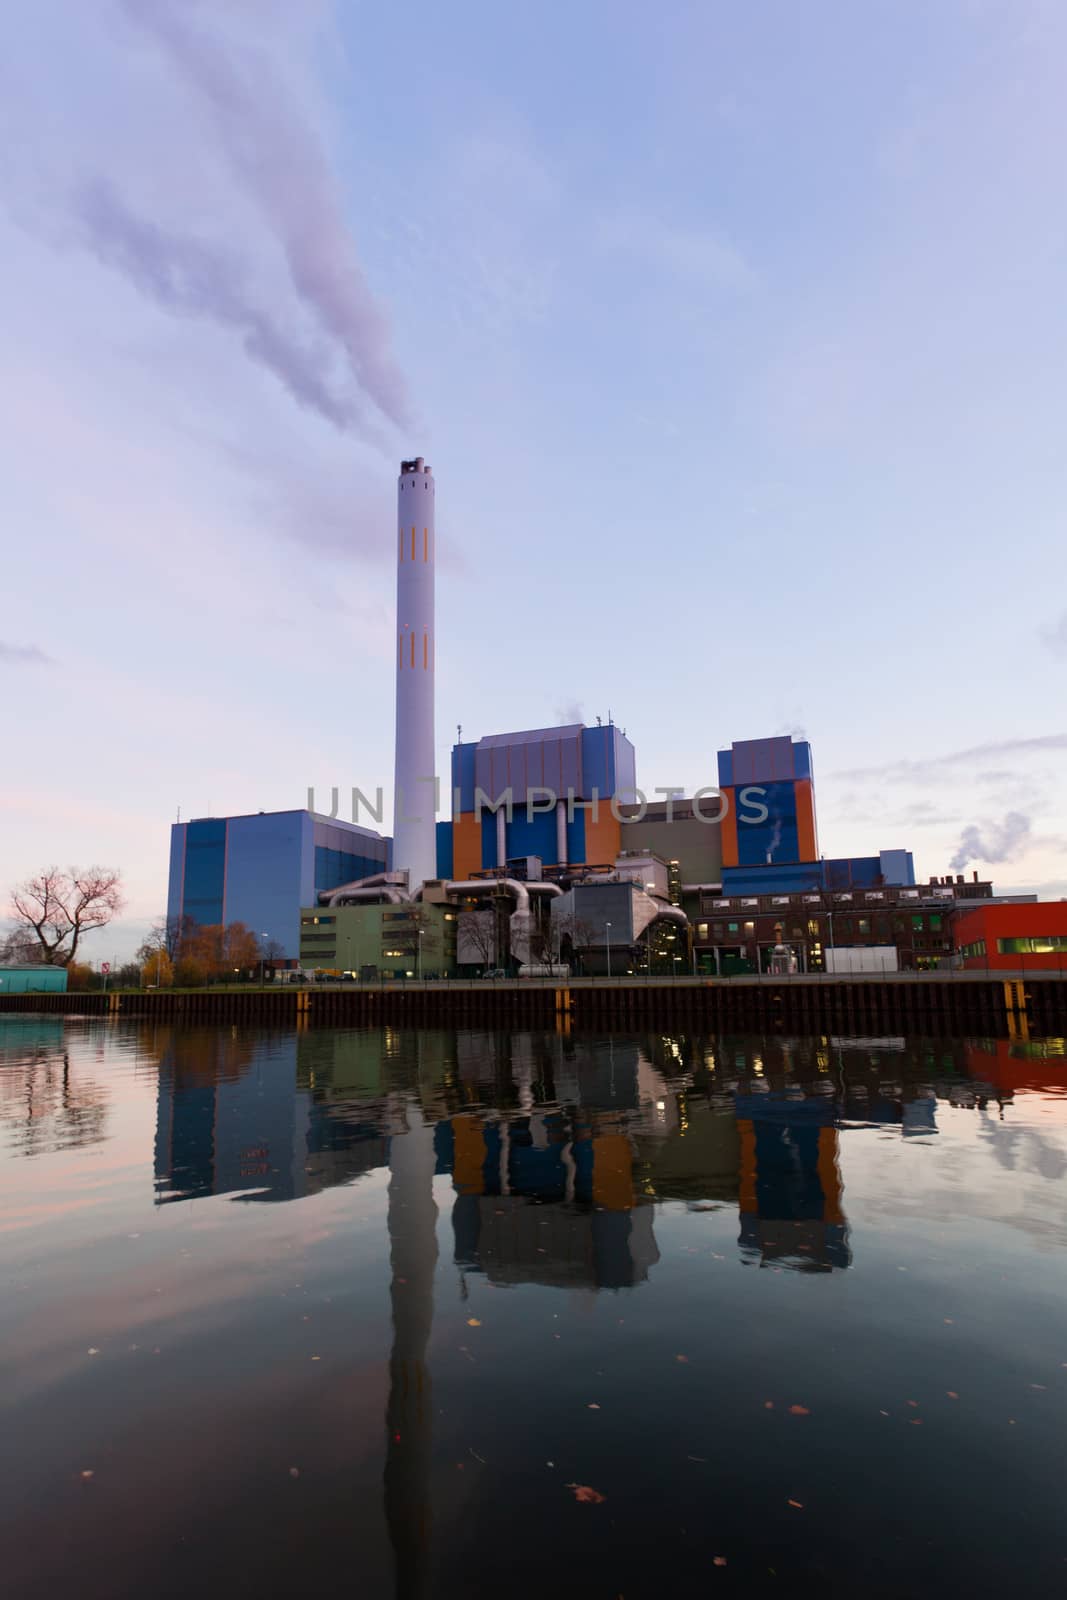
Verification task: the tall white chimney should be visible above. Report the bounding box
[392,457,437,889]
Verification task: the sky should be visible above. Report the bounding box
[1,0,1065,963]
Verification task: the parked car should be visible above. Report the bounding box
[481,968,509,979]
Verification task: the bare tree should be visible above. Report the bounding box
[557,913,597,974]
[457,906,501,970]
[9,867,124,966]
[0,928,39,964]
[137,913,194,963]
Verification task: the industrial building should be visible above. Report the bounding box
[167,809,389,962]
[953,902,1067,971]
[164,457,1054,980]
[0,966,68,995]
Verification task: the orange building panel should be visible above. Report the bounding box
[720,786,739,868]
[583,806,621,867]
[452,812,482,882]
[796,778,818,862]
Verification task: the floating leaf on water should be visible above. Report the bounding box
[713,1556,728,1567]
[80,1470,94,1480]
[788,1499,803,1509]
[947,1391,959,1400]
[789,1405,810,1416]
[588,1403,601,1410]
[289,1467,300,1477]
[676,1355,689,1363]
[568,1483,607,1504]
[87,1348,100,1357]
[467,1318,482,1327]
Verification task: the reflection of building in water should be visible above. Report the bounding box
[154,1029,391,1204]
[0,1018,110,1156]
[734,1093,850,1271]
[963,1037,1066,1098]
[435,1109,660,1289]
[384,1098,437,1600]
[634,1098,740,1203]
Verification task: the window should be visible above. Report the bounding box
[698,922,708,939]
[912,915,925,931]
[743,921,755,936]
[772,896,791,906]
[300,915,335,927]
[865,891,885,901]
[803,894,821,904]
[807,919,821,937]
[727,921,739,935]
[899,889,919,900]
[857,917,871,936]
[835,893,853,903]
[742,898,758,908]
[997,935,1067,954]
[929,914,943,931]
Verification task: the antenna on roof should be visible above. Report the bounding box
[596,715,602,726]
[457,723,462,745]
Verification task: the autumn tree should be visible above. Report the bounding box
[8,867,124,966]
[142,949,173,987]
[181,921,261,982]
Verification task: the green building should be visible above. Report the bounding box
[298,901,457,978]
[0,965,69,995]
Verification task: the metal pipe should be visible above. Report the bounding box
[320,871,410,907]
[328,886,408,907]
[556,800,568,867]
[496,808,507,869]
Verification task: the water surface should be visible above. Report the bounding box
[2,1019,1066,1597]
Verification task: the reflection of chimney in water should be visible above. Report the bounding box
[384,1096,438,1599]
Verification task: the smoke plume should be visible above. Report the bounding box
[122,0,409,431]
[0,642,53,666]
[74,179,359,430]
[949,811,1032,871]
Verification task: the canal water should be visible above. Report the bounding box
[1,1020,1066,1598]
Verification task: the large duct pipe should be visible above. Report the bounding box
[496,807,507,869]
[446,877,561,966]
[393,458,437,891]
[319,871,410,907]
[328,886,408,907]
[555,800,568,867]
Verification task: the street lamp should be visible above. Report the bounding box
[605,921,612,980]
[417,926,424,982]
[259,931,269,986]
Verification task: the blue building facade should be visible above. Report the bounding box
[449,722,638,877]
[167,810,390,961]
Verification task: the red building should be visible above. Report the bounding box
[953,902,1067,971]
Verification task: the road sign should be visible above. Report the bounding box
[101,962,111,974]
